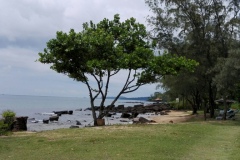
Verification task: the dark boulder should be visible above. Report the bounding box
[121,113,131,118]
[68,110,73,115]
[76,120,81,125]
[43,119,49,124]
[53,110,70,115]
[49,116,59,121]
[12,117,28,131]
[130,112,139,118]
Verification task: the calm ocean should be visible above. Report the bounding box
[0,94,148,117]
[0,95,148,131]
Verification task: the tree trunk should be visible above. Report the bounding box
[203,100,207,121]
[192,105,198,115]
[90,100,97,126]
[223,96,227,120]
[209,82,216,118]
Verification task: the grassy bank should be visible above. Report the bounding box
[1,119,240,159]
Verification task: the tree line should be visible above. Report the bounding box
[146,0,240,119]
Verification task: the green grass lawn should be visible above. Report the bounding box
[1,117,240,160]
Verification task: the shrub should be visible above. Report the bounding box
[1,110,16,132]
[2,110,16,118]
[231,103,240,110]
[0,119,9,136]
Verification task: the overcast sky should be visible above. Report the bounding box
[0,0,161,98]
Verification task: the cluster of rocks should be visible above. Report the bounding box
[53,110,73,116]
[86,103,171,113]
[81,103,171,125]
[42,110,74,124]
[26,103,171,129]
[84,103,171,118]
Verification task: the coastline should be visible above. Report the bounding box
[26,110,193,132]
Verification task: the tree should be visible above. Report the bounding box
[213,49,240,119]
[38,14,197,125]
[145,0,240,117]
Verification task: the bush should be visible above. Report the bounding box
[0,119,9,136]
[231,103,240,110]
[2,110,16,118]
[1,110,16,133]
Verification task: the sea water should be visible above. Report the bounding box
[0,95,148,131]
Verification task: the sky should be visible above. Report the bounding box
[0,0,161,98]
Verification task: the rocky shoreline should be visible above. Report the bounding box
[23,103,172,132]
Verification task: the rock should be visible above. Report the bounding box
[76,120,81,125]
[133,117,149,124]
[70,125,79,128]
[160,111,168,115]
[53,110,73,115]
[121,113,131,118]
[120,119,129,122]
[49,116,59,121]
[12,117,28,131]
[130,112,139,118]
[53,110,68,115]
[43,119,49,124]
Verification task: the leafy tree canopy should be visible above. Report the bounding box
[38,14,197,125]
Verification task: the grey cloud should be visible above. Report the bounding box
[0,0,158,97]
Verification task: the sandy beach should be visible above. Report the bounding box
[150,110,194,124]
